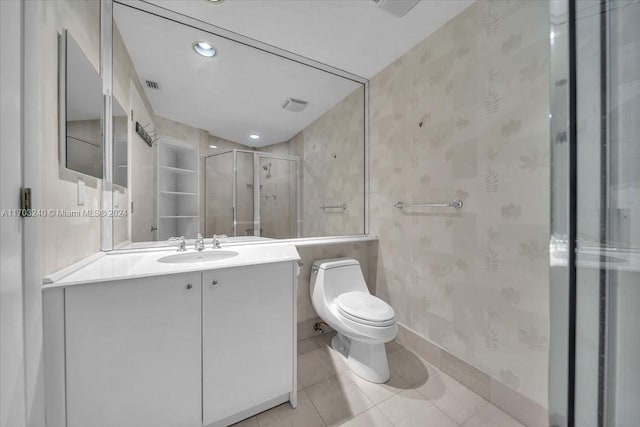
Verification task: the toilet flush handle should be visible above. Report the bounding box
[312,267,318,275]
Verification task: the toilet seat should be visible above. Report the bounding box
[336,292,395,327]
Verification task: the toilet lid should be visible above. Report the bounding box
[336,292,395,324]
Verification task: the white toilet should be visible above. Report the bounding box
[310,258,397,383]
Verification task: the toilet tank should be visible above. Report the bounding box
[310,258,369,305]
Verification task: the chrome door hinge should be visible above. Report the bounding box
[20,188,32,217]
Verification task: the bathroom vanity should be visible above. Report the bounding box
[43,245,300,427]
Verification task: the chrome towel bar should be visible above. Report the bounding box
[320,204,347,211]
[394,199,463,209]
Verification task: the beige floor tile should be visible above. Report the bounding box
[256,390,325,427]
[306,375,375,426]
[348,365,411,405]
[298,337,322,355]
[338,407,392,427]
[376,390,458,427]
[298,350,336,388]
[387,348,430,385]
[415,365,488,424]
[313,345,350,376]
[462,403,524,427]
[231,415,259,426]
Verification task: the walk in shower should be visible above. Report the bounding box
[550,1,640,426]
[205,150,300,239]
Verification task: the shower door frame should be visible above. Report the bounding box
[205,149,300,239]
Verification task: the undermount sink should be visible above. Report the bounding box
[157,250,239,264]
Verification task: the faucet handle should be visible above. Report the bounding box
[178,236,186,252]
[212,234,227,249]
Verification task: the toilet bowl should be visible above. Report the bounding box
[310,258,397,383]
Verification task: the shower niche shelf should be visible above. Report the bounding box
[157,137,199,241]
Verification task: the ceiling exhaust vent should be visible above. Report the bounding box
[282,97,309,113]
[372,0,420,17]
[145,80,160,90]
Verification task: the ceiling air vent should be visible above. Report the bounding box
[372,0,420,17]
[282,97,309,113]
[145,80,160,90]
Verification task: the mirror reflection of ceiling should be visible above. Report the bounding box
[66,34,102,121]
[114,4,362,147]
[145,0,475,78]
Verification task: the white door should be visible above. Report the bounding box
[202,262,294,425]
[65,273,202,427]
[0,2,26,427]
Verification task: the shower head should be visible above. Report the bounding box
[263,162,272,178]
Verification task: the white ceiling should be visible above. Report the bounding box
[145,0,475,79]
[115,4,362,147]
[115,0,473,147]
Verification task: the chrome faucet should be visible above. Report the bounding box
[212,234,227,249]
[195,233,205,251]
[168,236,187,252]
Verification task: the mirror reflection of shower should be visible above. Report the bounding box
[263,162,272,178]
[205,150,300,239]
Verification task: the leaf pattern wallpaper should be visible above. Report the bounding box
[369,0,550,407]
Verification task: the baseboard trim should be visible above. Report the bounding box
[396,323,548,427]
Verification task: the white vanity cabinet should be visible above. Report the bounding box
[64,272,202,427]
[44,251,299,427]
[202,262,295,426]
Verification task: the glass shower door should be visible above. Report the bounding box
[256,154,299,239]
[551,1,640,426]
[235,151,255,237]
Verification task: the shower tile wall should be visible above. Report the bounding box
[369,0,550,407]
[289,87,366,237]
[262,142,298,238]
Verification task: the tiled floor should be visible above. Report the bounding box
[233,333,525,427]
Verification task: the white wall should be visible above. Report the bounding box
[1,3,27,426]
[1,0,45,426]
[40,0,102,275]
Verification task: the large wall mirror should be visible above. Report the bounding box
[110,1,367,248]
[59,29,104,179]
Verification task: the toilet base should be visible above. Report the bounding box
[331,333,390,384]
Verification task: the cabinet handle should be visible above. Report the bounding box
[211,280,218,286]
[186,283,193,290]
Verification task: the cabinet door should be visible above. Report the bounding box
[65,273,201,427]
[203,262,294,425]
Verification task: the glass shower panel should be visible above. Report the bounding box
[205,152,234,237]
[257,155,298,239]
[573,1,640,425]
[235,151,255,237]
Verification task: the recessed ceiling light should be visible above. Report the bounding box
[209,145,217,148]
[249,134,260,140]
[206,0,225,3]
[192,41,216,58]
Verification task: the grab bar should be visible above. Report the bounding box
[394,199,463,209]
[320,204,347,211]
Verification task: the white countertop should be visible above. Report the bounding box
[44,243,301,289]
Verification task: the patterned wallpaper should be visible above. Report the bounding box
[290,87,366,237]
[369,0,550,406]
